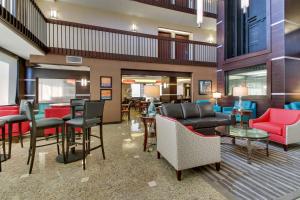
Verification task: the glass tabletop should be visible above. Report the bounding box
[215,125,269,139]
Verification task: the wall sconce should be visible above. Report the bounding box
[131,24,137,32]
[81,78,88,87]
[207,36,214,43]
[50,9,58,19]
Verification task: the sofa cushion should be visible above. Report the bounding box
[180,117,231,129]
[181,103,200,119]
[199,104,215,118]
[161,104,184,119]
[252,122,283,136]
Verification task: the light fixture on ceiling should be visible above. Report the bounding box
[50,9,58,19]
[196,0,203,27]
[81,78,88,87]
[241,0,250,14]
[131,24,137,32]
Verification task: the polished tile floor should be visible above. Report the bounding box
[0,113,227,200]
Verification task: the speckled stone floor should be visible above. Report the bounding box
[0,113,227,200]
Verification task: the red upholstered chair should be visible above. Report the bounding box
[249,108,300,151]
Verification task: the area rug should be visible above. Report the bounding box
[199,139,300,200]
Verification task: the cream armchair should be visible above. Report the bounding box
[156,115,221,181]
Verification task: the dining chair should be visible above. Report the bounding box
[65,100,105,170]
[121,101,133,121]
[0,99,33,158]
[25,102,66,174]
[62,99,85,121]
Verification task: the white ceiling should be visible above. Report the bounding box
[0,22,44,59]
[55,0,216,31]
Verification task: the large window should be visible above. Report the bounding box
[38,79,76,103]
[225,0,267,59]
[226,65,267,96]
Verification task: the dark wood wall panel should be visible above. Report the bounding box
[285,59,300,93]
[217,0,287,116]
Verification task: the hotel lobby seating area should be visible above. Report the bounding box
[1,0,300,199]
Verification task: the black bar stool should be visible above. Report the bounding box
[0,120,5,172]
[0,99,33,159]
[62,99,85,122]
[65,100,105,170]
[25,102,66,174]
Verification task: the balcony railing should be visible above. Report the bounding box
[132,0,218,16]
[0,0,48,51]
[0,0,217,66]
[47,20,216,66]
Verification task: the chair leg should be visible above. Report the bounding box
[29,133,37,174]
[8,123,12,159]
[100,124,105,160]
[176,170,182,181]
[215,162,221,171]
[283,144,288,151]
[27,130,33,165]
[157,151,161,159]
[2,127,6,160]
[65,125,70,162]
[18,122,24,148]
[82,129,86,170]
[87,128,91,154]
[56,127,60,155]
[61,124,66,164]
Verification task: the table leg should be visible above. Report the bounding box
[247,139,252,164]
[143,122,148,152]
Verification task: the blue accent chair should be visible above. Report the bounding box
[284,102,300,110]
[195,100,222,113]
[195,100,210,105]
[222,101,257,122]
[35,103,50,120]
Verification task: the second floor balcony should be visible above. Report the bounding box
[0,0,217,67]
[132,0,218,17]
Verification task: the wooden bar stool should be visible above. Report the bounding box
[65,100,105,170]
[25,102,66,174]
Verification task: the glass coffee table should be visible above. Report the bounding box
[215,125,269,164]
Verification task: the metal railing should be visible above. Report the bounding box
[0,0,217,66]
[0,0,47,50]
[132,0,218,15]
[47,20,216,66]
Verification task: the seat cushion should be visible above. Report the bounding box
[252,122,283,136]
[161,104,184,119]
[66,118,84,126]
[181,103,200,119]
[35,118,64,128]
[198,104,216,118]
[0,115,27,123]
[180,117,230,129]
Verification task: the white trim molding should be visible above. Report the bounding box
[272,93,300,96]
[216,20,223,25]
[271,56,300,61]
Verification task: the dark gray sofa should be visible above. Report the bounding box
[160,103,235,130]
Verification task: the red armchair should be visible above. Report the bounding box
[249,108,300,151]
[0,106,30,138]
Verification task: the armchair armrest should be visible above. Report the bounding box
[286,116,300,145]
[176,124,221,170]
[249,109,271,127]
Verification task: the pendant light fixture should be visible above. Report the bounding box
[241,0,250,14]
[197,0,203,27]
